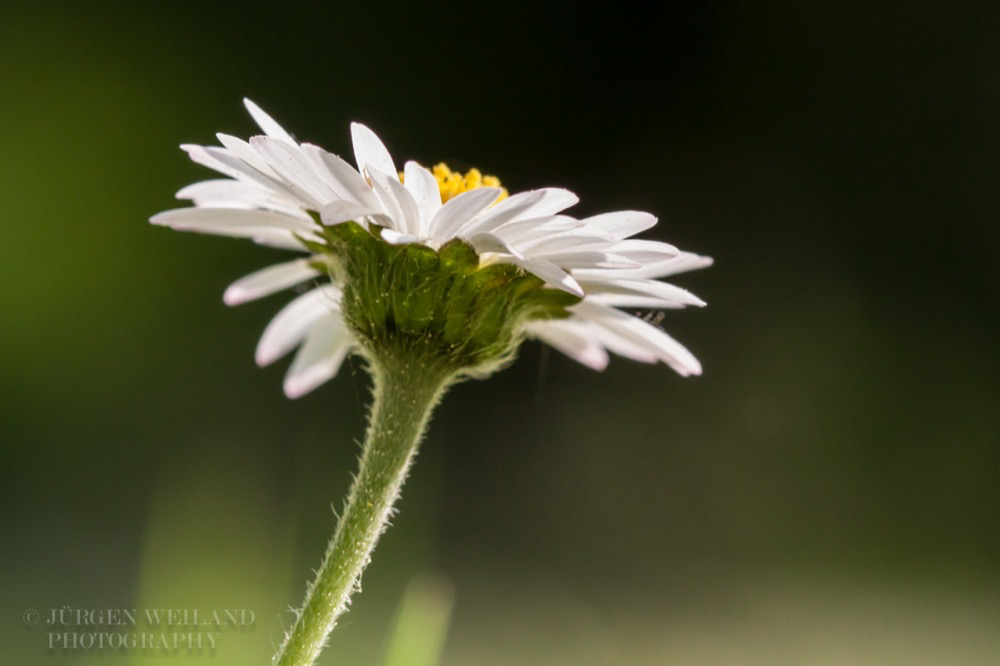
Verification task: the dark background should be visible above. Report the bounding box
[3,2,998,663]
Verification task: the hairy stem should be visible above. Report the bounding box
[273,356,454,666]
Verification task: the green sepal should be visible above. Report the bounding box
[307,223,583,375]
[523,288,581,320]
[296,234,332,256]
[438,238,479,271]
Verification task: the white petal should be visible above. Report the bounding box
[320,200,392,228]
[459,189,541,234]
[223,259,322,306]
[517,228,615,255]
[505,255,584,296]
[491,216,583,246]
[176,179,310,219]
[150,207,314,234]
[368,168,421,236]
[251,228,319,251]
[515,188,579,217]
[197,146,312,206]
[255,286,341,366]
[602,239,679,264]
[150,209,311,250]
[573,252,713,280]
[650,252,714,278]
[572,301,702,376]
[403,161,442,236]
[380,228,420,245]
[428,187,503,242]
[151,220,284,242]
[251,136,336,204]
[244,99,297,145]
[283,317,352,399]
[175,179,252,205]
[181,144,254,183]
[579,278,706,308]
[458,188,579,237]
[351,122,397,182]
[538,250,640,269]
[525,320,609,370]
[581,320,659,363]
[183,144,301,207]
[301,144,381,209]
[468,232,523,258]
[585,294,687,309]
[216,133,279,177]
[582,211,657,239]
[362,170,402,231]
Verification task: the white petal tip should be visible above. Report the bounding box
[282,380,310,400]
[557,273,584,296]
[349,122,376,146]
[673,358,703,376]
[283,367,337,399]
[223,287,245,306]
[565,280,585,297]
[242,99,297,145]
[584,350,611,371]
[380,228,419,245]
[148,213,172,226]
[255,349,276,367]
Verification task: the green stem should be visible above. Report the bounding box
[273,355,454,666]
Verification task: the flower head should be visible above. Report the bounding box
[151,99,711,397]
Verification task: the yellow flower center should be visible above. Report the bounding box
[401,163,508,204]
[432,163,507,203]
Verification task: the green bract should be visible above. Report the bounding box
[313,220,581,375]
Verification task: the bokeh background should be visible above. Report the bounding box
[3,1,998,664]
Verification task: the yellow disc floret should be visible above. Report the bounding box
[401,163,508,204]
[432,163,508,203]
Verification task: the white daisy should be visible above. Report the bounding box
[151,99,711,397]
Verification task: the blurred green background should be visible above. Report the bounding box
[2,1,998,664]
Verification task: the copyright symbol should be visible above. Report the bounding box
[23,609,39,625]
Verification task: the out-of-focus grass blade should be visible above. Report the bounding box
[126,448,295,666]
[379,573,455,666]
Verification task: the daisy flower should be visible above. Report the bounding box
[151,100,712,666]
[151,99,711,398]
